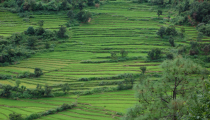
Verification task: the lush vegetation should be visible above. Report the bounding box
[0,0,210,120]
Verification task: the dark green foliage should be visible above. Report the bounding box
[44,84,52,96]
[197,24,210,36]
[156,26,165,38]
[38,20,44,27]
[166,53,173,60]
[178,46,187,54]
[87,0,94,6]
[34,68,43,77]
[67,10,74,19]
[15,80,21,87]
[169,37,175,47]
[197,32,203,41]
[27,36,36,48]
[35,27,45,36]
[9,112,23,120]
[140,66,146,74]
[123,57,204,120]
[16,0,24,7]
[181,80,210,119]
[0,74,12,80]
[76,10,92,23]
[147,48,162,60]
[57,25,67,38]
[95,0,100,4]
[206,55,210,62]
[26,26,35,35]
[190,41,199,55]
[181,27,185,33]
[0,85,13,97]
[11,33,23,45]
[111,51,118,60]
[157,10,162,17]
[78,2,84,11]
[120,49,128,58]
[45,42,50,49]
[165,25,178,36]
[62,83,70,94]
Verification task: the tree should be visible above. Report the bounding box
[9,112,23,120]
[38,20,44,27]
[78,2,84,11]
[0,85,13,97]
[27,36,36,49]
[26,26,35,35]
[120,49,128,58]
[44,84,52,96]
[140,66,146,74]
[157,26,166,38]
[62,83,70,94]
[111,51,118,60]
[34,68,43,77]
[169,37,175,47]
[181,80,210,120]
[67,10,74,19]
[87,0,94,6]
[57,25,67,38]
[76,10,92,23]
[157,10,162,17]
[147,48,162,60]
[15,80,21,87]
[123,57,206,120]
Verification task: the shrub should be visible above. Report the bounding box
[38,20,44,27]
[27,36,37,48]
[35,27,45,36]
[9,112,23,120]
[34,68,43,77]
[0,85,13,97]
[169,37,175,47]
[111,51,118,60]
[206,55,210,62]
[42,29,57,40]
[26,26,35,35]
[166,53,173,60]
[67,10,74,19]
[140,66,146,74]
[61,83,70,94]
[76,10,92,23]
[15,80,21,87]
[147,48,162,60]
[165,25,178,36]
[157,10,162,17]
[44,84,53,96]
[156,26,166,38]
[120,49,128,58]
[57,25,68,38]
[87,0,94,6]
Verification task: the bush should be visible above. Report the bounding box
[27,36,37,48]
[156,26,166,38]
[169,37,175,47]
[57,25,68,38]
[165,25,178,36]
[76,10,92,23]
[34,68,43,77]
[9,112,23,120]
[67,10,74,19]
[166,53,173,60]
[140,66,146,74]
[147,48,162,60]
[35,27,45,36]
[120,49,128,58]
[26,26,35,35]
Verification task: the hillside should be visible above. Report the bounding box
[0,0,210,120]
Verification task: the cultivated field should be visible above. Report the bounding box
[1,1,210,120]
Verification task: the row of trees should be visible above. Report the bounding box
[0,81,70,99]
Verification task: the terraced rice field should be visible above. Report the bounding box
[1,1,210,120]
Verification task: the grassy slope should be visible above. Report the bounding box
[1,1,210,120]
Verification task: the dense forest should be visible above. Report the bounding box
[0,0,210,120]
